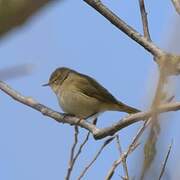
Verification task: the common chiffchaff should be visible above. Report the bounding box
[43,67,139,119]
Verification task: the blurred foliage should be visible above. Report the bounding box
[0,64,34,80]
[0,0,56,37]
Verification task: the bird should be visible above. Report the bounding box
[43,67,140,119]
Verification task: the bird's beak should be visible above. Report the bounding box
[42,82,50,87]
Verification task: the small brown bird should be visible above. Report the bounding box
[43,67,140,119]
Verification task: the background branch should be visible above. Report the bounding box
[171,0,180,15]
[78,136,115,180]
[105,119,151,180]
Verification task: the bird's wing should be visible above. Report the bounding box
[74,73,119,104]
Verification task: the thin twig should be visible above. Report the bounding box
[72,118,97,164]
[116,135,129,180]
[71,126,79,162]
[78,136,115,180]
[65,126,79,180]
[166,95,175,103]
[74,132,90,161]
[138,0,151,41]
[158,140,173,180]
[67,132,90,179]
[105,119,151,180]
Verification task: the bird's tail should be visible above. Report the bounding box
[116,101,140,114]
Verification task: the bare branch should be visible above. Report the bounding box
[171,0,180,15]
[65,126,79,180]
[158,140,173,180]
[78,136,115,180]
[84,0,180,75]
[138,0,151,40]
[1,81,180,140]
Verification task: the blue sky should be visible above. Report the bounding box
[0,1,179,180]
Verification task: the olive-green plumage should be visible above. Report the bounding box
[43,67,140,119]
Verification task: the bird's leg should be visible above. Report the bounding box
[92,117,98,125]
[75,113,98,125]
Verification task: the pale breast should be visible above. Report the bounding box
[57,88,101,119]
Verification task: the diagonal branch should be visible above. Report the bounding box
[84,0,164,58]
[84,0,180,75]
[105,119,151,180]
[78,136,115,180]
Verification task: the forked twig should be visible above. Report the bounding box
[106,119,151,180]
[72,118,97,166]
[116,135,129,180]
[65,118,98,179]
[158,140,173,180]
[78,136,115,180]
